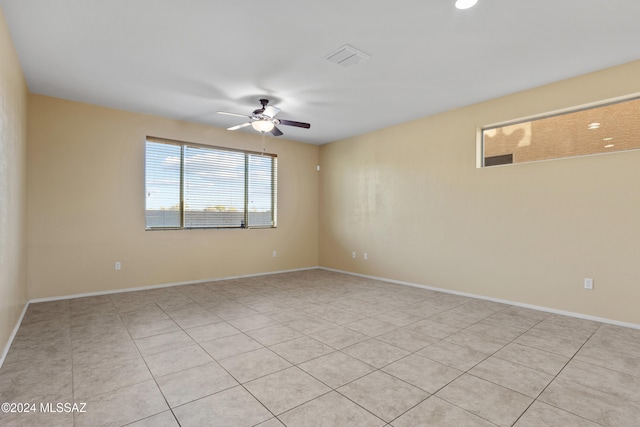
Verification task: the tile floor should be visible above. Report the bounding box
[1,269,639,426]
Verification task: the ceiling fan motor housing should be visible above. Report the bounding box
[218,98,310,136]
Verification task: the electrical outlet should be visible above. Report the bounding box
[272,250,277,258]
[584,277,594,290]
[115,261,121,271]
[364,252,368,260]
[352,251,356,259]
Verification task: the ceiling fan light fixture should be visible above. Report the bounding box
[455,0,478,9]
[251,120,275,133]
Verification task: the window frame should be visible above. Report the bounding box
[145,136,277,231]
[478,94,640,167]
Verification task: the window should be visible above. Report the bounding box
[145,137,277,230]
[481,96,640,167]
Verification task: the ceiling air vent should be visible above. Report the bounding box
[325,45,370,68]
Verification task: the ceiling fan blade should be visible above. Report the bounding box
[278,119,311,129]
[218,111,252,119]
[227,122,252,131]
[270,126,284,137]
[263,105,281,118]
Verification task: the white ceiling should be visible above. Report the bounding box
[2,0,640,145]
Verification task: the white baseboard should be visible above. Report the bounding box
[0,301,29,370]
[319,267,640,331]
[29,266,320,304]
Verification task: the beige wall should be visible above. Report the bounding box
[0,7,28,359]
[27,95,319,299]
[319,60,640,325]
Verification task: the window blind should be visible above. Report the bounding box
[145,137,277,230]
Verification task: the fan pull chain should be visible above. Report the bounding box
[261,131,266,155]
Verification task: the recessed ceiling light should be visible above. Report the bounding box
[588,122,600,129]
[604,144,615,148]
[455,0,478,10]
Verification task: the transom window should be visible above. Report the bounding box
[145,137,277,230]
[482,96,640,166]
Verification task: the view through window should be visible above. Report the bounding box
[482,97,640,166]
[145,138,277,229]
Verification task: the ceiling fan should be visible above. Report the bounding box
[217,99,311,137]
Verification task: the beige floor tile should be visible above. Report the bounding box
[406,319,462,339]
[286,316,337,334]
[575,342,640,378]
[558,359,640,403]
[450,299,507,316]
[264,308,309,323]
[73,356,152,400]
[444,330,509,354]
[383,354,462,393]
[514,330,585,358]
[486,307,547,330]
[373,310,424,327]
[71,322,129,346]
[401,302,449,318]
[167,307,222,329]
[199,333,263,359]
[70,294,113,308]
[494,342,569,376]
[173,386,272,427]
[338,370,429,422]
[154,295,199,312]
[256,418,286,427]
[0,353,71,388]
[134,330,195,356]
[184,321,240,343]
[227,314,280,332]
[0,410,73,427]
[144,344,213,377]
[428,311,481,329]
[127,411,180,427]
[74,380,168,427]
[120,307,170,326]
[343,339,410,369]
[589,324,640,357]
[280,391,385,426]
[269,336,334,364]
[377,328,438,352]
[2,342,71,367]
[211,305,260,321]
[466,319,527,341]
[312,307,366,325]
[539,314,600,334]
[345,318,398,337]
[0,373,72,406]
[436,374,532,427]
[513,401,600,427]
[417,340,490,371]
[298,351,374,388]
[391,396,497,427]
[72,339,140,369]
[126,319,181,339]
[244,367,331,415]
[539,378,640,426]
[4,270,640,427]
[156,362,238,407]
[469,356,554,398]
[70,302,117,320]
[310,326,369,349]
[219,348,292,383]
[247,324,304,346]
